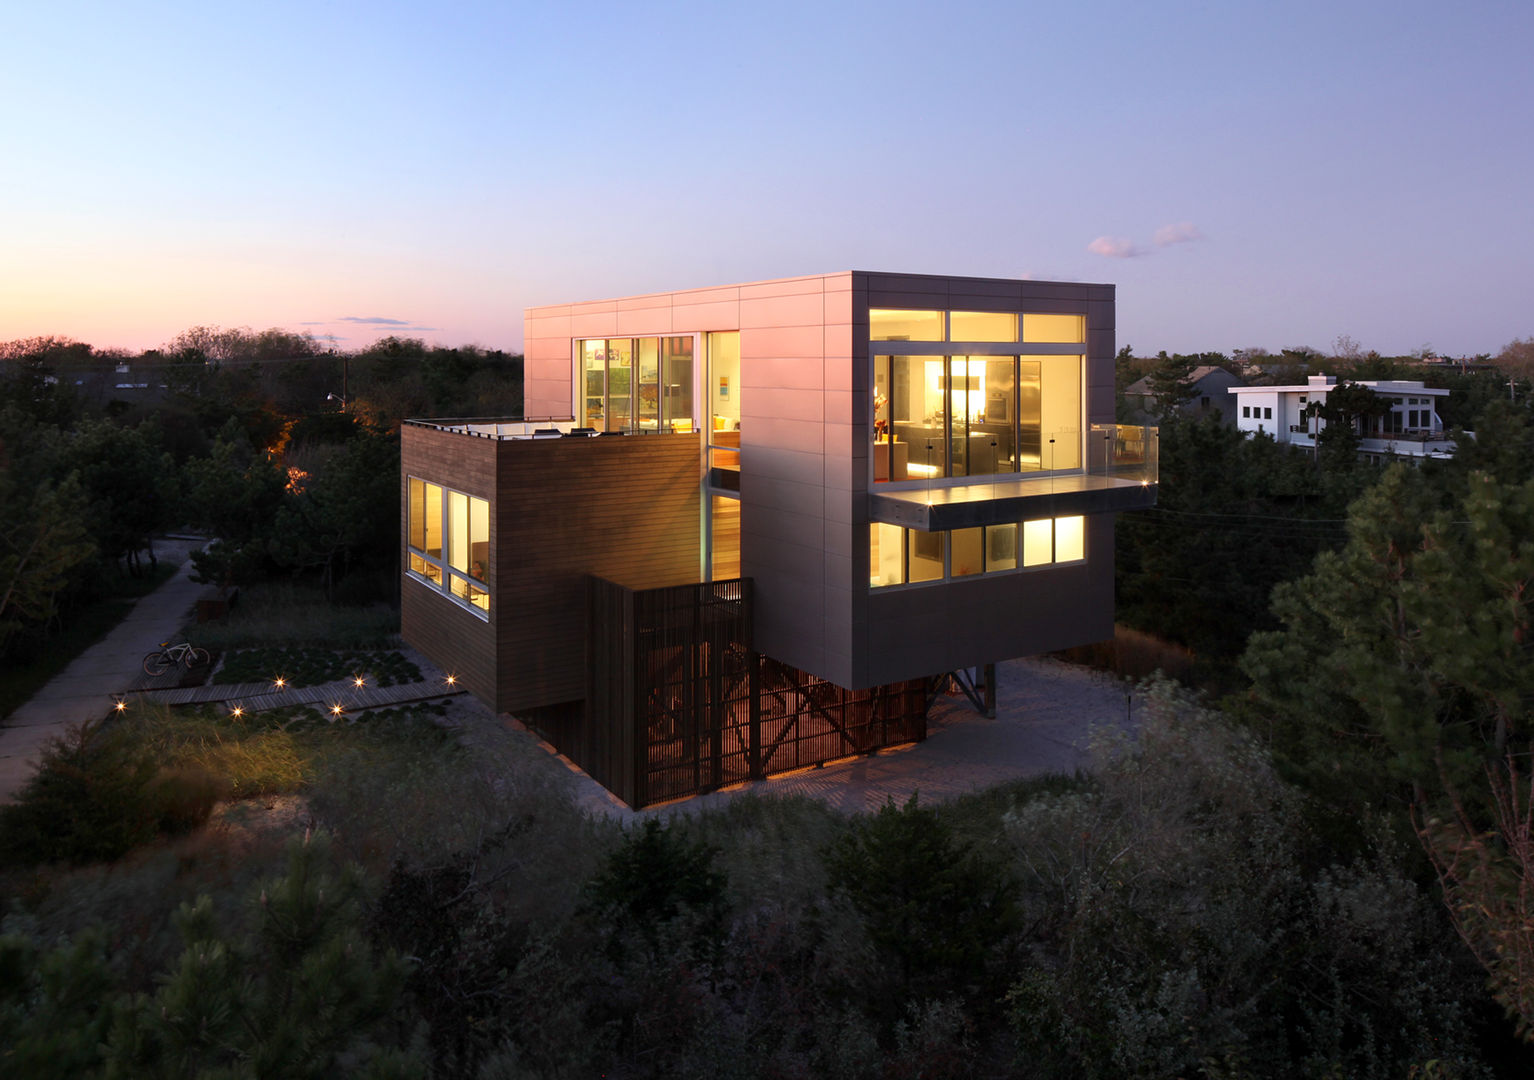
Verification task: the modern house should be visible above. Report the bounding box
[402,271,1156,806]
[1124,365,1245,424]
[1228,374,1457,461]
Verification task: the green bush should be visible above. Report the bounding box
[826,793,1019,1026]
[0,720,217,867]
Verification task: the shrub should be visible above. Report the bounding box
[825,793,1019,1026]
[584,817,727,960]
[0,721,178,866]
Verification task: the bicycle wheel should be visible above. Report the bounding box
[187,647,211,668]
[143,651,171,676]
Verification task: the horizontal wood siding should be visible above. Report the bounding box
[495,433,703,712]
[400,426,500,707]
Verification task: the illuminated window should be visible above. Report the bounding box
[871,309,944,341]
[579,336,698,434]
[950,312,1016,342]
[869,515,1086,588]
[1022,313,1085,343]
[407,476,489,616]
[871,328,1083,482]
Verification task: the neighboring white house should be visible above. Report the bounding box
[1124,365,1246,424]
[1228,375,1458,461]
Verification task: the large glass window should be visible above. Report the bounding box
[407,476,489,614]
[579,336,697,434]
[869,516,1086,588]
[870,308,1086,484]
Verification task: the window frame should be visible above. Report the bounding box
[869,308,1087,492]
[406,476,490,618]
[869,515,1087,590]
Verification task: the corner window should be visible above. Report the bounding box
[408,477,489,614]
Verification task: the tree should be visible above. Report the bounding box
[1494,337,1534,382]
[181,419,289,589]
[104,831,423,1077]
[64,419,177,574]
[1143,351,1197,419]
[1418,749,1534,1041]
[1114,414,1351,670]
[268,425,400,599]
[1242,463,1534,821]
[1311,380,1390,469]
[0,473,95,651]
[825,794,1018,1020]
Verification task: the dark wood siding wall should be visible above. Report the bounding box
[494,433,703,712]
[400,425,500,707]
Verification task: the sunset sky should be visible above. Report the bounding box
[2,0,1530,357]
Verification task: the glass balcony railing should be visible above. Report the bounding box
[1088,423,1158,486]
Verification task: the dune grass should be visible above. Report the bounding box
[188,582,399,652]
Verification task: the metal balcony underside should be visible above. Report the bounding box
[870,474,1157,531]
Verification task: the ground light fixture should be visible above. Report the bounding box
[273,677,287,689]
[352,675,366,687]
[231,705,245,718]
[112,698,126,713]
[444,673,457,686]
[330,703,344,717]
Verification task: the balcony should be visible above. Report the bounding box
[870,424,1158,531]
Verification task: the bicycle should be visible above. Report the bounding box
[143,641,211,676]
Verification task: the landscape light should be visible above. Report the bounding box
[353,676,365,687]
[231,705,245,718]
[444,674,457,686]
[113,699,126,712]
[330,703,344,716]
[274,677,287,689]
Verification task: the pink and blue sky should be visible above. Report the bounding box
[2,0,1530,357]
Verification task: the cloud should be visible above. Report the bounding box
[1088,223,1205,259]
[1153,222,1204,247]
[338,315,413,326]
[1087,236,1142,259]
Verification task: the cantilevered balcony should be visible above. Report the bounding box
[870,424,1157,531]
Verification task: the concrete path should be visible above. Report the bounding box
[500,655,1144,820]
[0,537,208,802]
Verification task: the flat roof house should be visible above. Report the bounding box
[1229,375,1458,461]
[402,271,1156,806]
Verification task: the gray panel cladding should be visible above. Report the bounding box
[860,514,1114,686]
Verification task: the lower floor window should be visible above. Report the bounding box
[408,476,490,614]
[870,515,1085,588]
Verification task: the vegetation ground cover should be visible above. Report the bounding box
[3,687,1522,1078]
[213,645,420,688]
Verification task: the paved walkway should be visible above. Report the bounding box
[0,538,211,801]
[502,655,1144,820]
